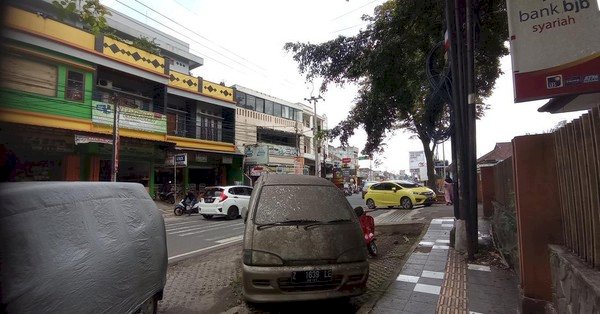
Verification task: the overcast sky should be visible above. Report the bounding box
[104,0,584,173]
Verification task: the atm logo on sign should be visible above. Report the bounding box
[546,75,563,89]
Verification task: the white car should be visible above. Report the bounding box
[198,186,253,220]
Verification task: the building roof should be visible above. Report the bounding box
[538,93,600,113]
[477,142,513,164]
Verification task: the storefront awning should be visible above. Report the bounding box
[174,147,244,156]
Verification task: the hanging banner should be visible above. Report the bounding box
[92,101,167,134]
[506,0,600,102]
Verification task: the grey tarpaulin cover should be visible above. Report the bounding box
[0,182,167,313]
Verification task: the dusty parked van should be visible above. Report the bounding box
[241,174,369,303]
[0,182,167,313]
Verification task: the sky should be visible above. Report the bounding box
[103,0,585,173]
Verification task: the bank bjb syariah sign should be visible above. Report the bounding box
[92,101,167,134]
[245,145,269,165]
[506,0,600,102]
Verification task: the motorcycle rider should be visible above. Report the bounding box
[183,190,197,215]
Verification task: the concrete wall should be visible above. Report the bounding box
[549,245,600,314]
[512,134,564,311]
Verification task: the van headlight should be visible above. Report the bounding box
[243,249,284,266]
[336,247,366,263]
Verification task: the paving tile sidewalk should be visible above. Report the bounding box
[369,218,520,314]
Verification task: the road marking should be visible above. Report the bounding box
[166,220,230,232]
[376,210,396,219]
[216,235,243,243]
[175,222,244,236]
[164,220,199,227]
[168,240,241,262]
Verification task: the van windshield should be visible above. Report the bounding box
[254,185,353,225]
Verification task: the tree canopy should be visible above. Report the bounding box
[285,0,508,186]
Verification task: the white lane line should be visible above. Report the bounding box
[165,220,199,227]
[176,223,244,236]
[216,235,244,243]
[166,220,230,231]
[168,221,238,234]
[168,240,241,262]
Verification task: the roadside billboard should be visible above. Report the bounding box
[244,145,269,165]
[506,0,600,102]
[409,151,428,181]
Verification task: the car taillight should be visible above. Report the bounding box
[219,193,228,202]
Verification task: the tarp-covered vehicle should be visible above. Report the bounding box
[0,182,167,313]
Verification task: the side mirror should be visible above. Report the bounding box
[392,187,397,192]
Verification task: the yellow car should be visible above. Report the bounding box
[364,180,436,209]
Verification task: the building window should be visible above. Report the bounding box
[66,70,84,101]
[264,100,274,115]
[0,55,58,97]
[246,95,256,111]
[235,91,246,107]
[255,98,264,113]
[197,114,223,142]
[273,103,282,117]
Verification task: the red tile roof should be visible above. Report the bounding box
[477,142,513,164]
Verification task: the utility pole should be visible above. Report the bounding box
[304,95,323,177]
[111,98,121,182]
[445,0,478,259]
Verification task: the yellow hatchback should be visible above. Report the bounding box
[364,180,435,209]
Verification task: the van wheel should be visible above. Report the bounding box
[401,197,413,209]
[202,214,213,220]
[366,199,376,209]
[227,206,239,220]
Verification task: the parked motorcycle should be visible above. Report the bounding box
[344,187,353,196]
[354,206,377,256]
[157,182,175,204]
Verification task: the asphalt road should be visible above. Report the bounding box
[165,193,381,263]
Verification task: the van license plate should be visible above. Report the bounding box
[291,269,332,283]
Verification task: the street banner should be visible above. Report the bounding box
[92,101,167,134]
[506,0,600,102]
[244,145,269,165]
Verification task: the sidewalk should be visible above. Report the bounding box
[369,218,519,314]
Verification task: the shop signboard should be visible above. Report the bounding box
[92,101,167,134]
[245,145,269,165]
[195,154,208,163]
[74,134,112,145]
[342,157,351,164]
[268,144,298,157]
[165,153,187,167]
[506,0,600,102]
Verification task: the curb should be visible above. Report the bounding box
[356,222,431,314]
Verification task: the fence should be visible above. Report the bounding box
[553,105,600,269]
[489,157,519,273]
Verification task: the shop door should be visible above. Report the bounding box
[99,160,111,181]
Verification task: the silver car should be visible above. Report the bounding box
[242,174,369,303]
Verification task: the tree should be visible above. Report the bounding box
[285,0,508,189]
[52,0,111,35]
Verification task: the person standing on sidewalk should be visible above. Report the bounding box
[443,175,454,205]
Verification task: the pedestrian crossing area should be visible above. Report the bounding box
[165,218,244,237]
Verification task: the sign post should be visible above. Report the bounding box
[171,153,188,201]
